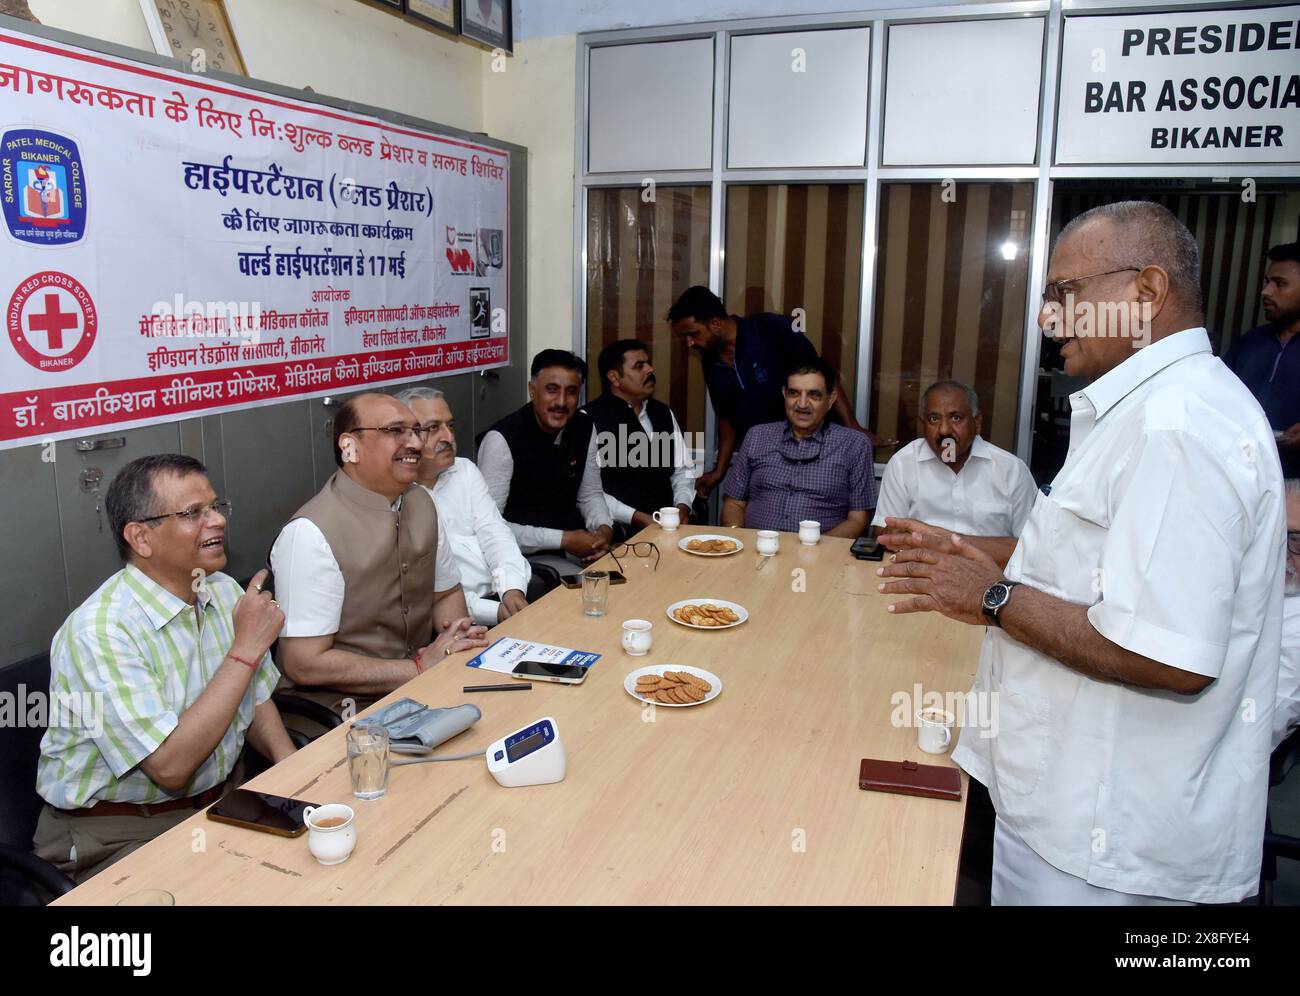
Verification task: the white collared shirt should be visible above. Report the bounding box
[593,396,698,525]
[870,435,1038,536]
[952,328,1286,904]
[422,457,531,627]
[477,427,613,553]
[270,495,461,639]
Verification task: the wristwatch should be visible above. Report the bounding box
[981,580,1020,627]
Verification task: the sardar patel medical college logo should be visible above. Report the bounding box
[7,270,98,372]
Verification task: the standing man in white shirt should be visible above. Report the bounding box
[477,350,614,572]
[394,386,534,627]
[871,380,1037,538]
[582,339,697,539]
[878,200,1285,905]
[270,393,489,715]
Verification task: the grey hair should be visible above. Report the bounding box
[393,386,445,407]
[1058,200,1203,321]
[922,379,979,416]
[1286,478,1300,499]
[105,453,207,560]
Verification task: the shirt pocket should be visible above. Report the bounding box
[988,689,1051,798]
[1014,491,1108,605]
[972,500,1013,537]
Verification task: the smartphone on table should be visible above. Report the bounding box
[207,789,318,837]
[850,535,885,561]
[511,659,589,685]
[558,571,627,589]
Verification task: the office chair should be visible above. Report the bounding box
[0,652,75,905]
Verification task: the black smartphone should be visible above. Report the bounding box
[511,659,589,685]
[559,571,627,589]
[206,789,318,837]
[851,535,885,561]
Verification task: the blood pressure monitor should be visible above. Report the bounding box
[486,717,566,787]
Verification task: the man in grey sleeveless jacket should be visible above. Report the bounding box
[271,393,489,715]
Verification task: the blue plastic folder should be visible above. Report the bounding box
[466,636,602,675]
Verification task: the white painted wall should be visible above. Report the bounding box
[481,34,576,356]
[28,0,155,49]
[223,0,485,131]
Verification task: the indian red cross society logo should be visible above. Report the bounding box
[7,271,97,372]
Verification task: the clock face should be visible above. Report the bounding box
[153,0,246,75]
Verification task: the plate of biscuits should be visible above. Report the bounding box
[625,666,722,707]
[679,534,744,557]
[666,598,748,630]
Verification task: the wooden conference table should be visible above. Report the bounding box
[58,525,984,905]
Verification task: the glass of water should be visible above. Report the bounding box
[581,570,609,617]
[347,724,389,800]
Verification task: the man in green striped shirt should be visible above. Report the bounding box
[34,454,294,883]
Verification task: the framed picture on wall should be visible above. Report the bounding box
[407,0,458,35]
[360,0,405,13]
[461,0,511,54]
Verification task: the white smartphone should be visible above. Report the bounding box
[511,659,589,685]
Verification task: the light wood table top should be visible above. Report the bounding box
[57,525,984,905]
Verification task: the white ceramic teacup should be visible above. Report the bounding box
[621,619,653,656]
[916,709,955,755]
[798,520,821,545]
[756,530,780,557]
[303,803,357,866]
[652,507,680,531]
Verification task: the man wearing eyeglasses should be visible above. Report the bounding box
[878,201,1285,905]
[394,386,534,626]
[270,393,489,717]
[34,454,293,883]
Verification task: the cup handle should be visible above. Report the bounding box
[302,805,316,826]
[652,510,663,524]
[940,726,952,748]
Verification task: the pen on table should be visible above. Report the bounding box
[464,682,532,693]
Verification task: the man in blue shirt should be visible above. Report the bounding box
[1224,242,1300,477]
[668,286,874,497]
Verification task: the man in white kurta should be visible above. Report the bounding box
[871,380,1037,537]
[396,386,534,627]
[878,201,1285,905]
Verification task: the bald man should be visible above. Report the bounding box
[879,201,1285,905]
[270,393,488,715]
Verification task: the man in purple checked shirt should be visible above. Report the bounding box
[720,357,875,537]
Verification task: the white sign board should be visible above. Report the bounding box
[0,29,510,450]
[1057,6,1300,164]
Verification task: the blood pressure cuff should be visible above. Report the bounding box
[354,698,481,753]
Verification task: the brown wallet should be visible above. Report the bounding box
[858,758,962,801]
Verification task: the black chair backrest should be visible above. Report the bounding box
[0,653,52,850]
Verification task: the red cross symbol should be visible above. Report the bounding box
[26,292,79,351]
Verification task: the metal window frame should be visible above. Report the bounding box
[573,0,1300,470]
